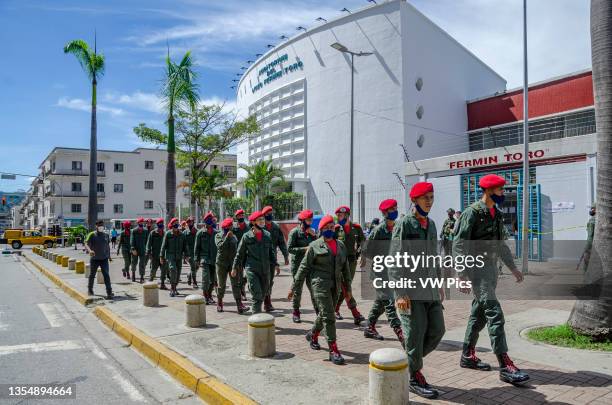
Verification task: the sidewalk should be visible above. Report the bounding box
[25,247,612,405]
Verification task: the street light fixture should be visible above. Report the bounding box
[330,42,373,212]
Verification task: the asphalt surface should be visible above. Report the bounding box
[0,251,203,405]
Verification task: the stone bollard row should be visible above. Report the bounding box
[85,263,91,278]
[56,255,63,265]
[368,348,409,405]
[61,256,69,267]
[185,295,206,327]
[248,313,276,358]
[75,261,85,274]
[143,282,159,307]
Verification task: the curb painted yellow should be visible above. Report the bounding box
[93,307,257,405]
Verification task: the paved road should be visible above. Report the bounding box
[0,252,203,405]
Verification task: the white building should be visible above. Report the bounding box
[235,0,506,222]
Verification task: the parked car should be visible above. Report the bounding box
[1,229,58,249]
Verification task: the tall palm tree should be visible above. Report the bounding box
[239,160,285,210]
[192,169,230,212]
[64,36,105,230]
[161,51,199,221]
[568,0,612,340]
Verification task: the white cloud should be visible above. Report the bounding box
[56,97,124,116]
[103,91,164,114]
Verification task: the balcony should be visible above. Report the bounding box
[97,191,105,198]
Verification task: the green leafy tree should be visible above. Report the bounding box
[64,37,105,230]
[239,160,285,210]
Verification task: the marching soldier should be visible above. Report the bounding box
[286,209,318,323]
[117,220,132,279]
[184,216,199,289]
[261,205,289,312]
[215,218,246,313]
[440,208,456,256]
[334,205,366,325]
[579,204,596,272]
[180,220,188,232]
[160,218,190,297]
[292,215,353,365]
[233,209,249,300]
[195,211,218,304]
[453,174,529,386]
[130,217,149,283]
[389,182,446,399]
[363,199,404,345]
[143,218,154,274]
[146,218,168,289]
[231,211,278,314]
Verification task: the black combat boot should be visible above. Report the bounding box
[292,310,301,323]
[264,295,274,312]
[88,288,94,296]
[364,322,384,340]
[131,270,136,282]
[160,281,167,290]
[217,298,223,313]
[460,344,491,370]
[409,370,439,399]
[350,307,366,325]
[334,303,343,320]
[328,341,345,365]
[106,292,114,300]
[306,330,321,350]
[497,353,530,385]
[236,300,247,314]
[187,274,192,285]
[192,279,198,289]
[139,275,144,284]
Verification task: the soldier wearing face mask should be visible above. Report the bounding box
[184,216,199,289]
[130,217,149,283]
[146,218,169,288]
[215,217,245,313]
[117,220,132,279]
[233,209,249,300]
[86,219,114,300]
[194,211,218,305]
[261,205,289,312]
[160,217,190,297]
[143,218,154,275]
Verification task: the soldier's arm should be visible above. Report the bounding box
[116,235,121,255]
[452,210,476,276]
[293,246,313,289]
[355,225,365,256]
[499,224,517,271]
[160,232,168,258]
[182,235,189,258]
[278,227,289,261]
[194,231,201,263]
[269,235,278,266]
[341,250,352,295]
[431,222,442,278]
[145,232,152,256]
[232,236,246,271]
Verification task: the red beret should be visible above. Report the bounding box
[168,218,178,228]
[248,211,263,222]
[235,209,245,216]
[318,214,335,230]
[297,209,313,220]
[122,220,131,227]
[180,220,187,226]
[136,217,145,223]
[221,218,234,229]
[409,182,434,199]
[379,199,398,212]
[335,205,350,214]
[156,218,164,225]
[203,211,214,221]
[479,174,506,189]
[261,206,273,215]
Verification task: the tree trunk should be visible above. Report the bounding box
[87,79,98,230]
[166,116,176,222]
[568,0,612,340]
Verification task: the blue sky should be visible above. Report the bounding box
[0,0,591,191]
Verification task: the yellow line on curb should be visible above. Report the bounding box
[368,362,408,372]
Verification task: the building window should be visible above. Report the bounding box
[416,105,424,119]
[114,163,124,173]
[145,160,154,170]
[113,204,123,214]
[71,182,82,192]
[71,161,82,171]
[144,200,154,209]
[415,77,423,91]
[97,204,104,213]
[71,204,81,213]
[96,183,104,192]
[97,162,105,172]
[144,181,154,190]
[113,184,123,193]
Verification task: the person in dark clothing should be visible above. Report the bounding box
[86,219,113,300]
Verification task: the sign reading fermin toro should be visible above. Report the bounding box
[251,54,304,93]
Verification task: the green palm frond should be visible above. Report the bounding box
[64,39,105,81]
[162,51,199,117]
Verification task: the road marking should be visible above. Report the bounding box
[105,364,147,402]
[0,340,84,356]
[37,303,71,328]
[82,337,108,360]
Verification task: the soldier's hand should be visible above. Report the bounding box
[307,228,316,236]
[284,258,289,266]
[511,268,524,283]
[89,251,95,257]
[131,249,137,256]
[231,269,237,278]
[160,257,165,265]
[109,257,113,262]
[395,297,410,312]
[287,289,294,300]
[227,230,234,238]
[275,265,280,275]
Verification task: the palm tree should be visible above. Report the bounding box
[161,51,199,221]
[568,0,612,340]
[64,36,105,230]
[192,169,230,213]
[239,160,285,210]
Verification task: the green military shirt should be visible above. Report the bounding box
[440,217,456,241]
[215,231,238,268]
[232,229,277,275]
[266,221,289,262]
[287,226,317,274]
[117,231,131,254]
[146,229,165,258]
[130,227,149,255]
[183,227,198,257]
[160,230,189,261]
[194,228,217,265]
[293,237,352,294]
[335,221,365,258]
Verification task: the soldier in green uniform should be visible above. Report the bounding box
[215,217,246,313]
[333,205,366,325]
[233,209,249,300]
[363,199,403,345]
[440,208,456,256]
[286,209,318,323]
[231,211,278,314]
[160,217,190,297]
[184,217,199,289]
[143,218,153,277]
[130,217,149,283]
[261,206,289,312]
[116,220,132,279]
[292,215,353,365]
[453,174,529,386]
[389,182,445,399]
[146,218,168,289]
[579,204,596,272]
[194,211,218,304]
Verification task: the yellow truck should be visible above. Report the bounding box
[1,229,58,249]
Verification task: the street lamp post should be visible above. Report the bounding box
[330,42,372,212]
[47,178,65,248]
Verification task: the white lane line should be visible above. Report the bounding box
[37,303,71,328]
[0,309,7,331]
[82,337,108,360]
[105,364,147,402]
[0,340,84,356]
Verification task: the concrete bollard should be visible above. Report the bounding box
[96,269,104,284]
[75,261,85,274]
[68,258,76,270]
[185,295,206,327]
[143,282,159,307]
[61,256,69,267]
[85,263,91,278]
[49,253,55,261]
[248,313,276,358]
[56,255,63,265]
[368,348,409,405]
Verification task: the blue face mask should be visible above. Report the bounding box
[223,228,229,234]
[237,217,245,223]
[138,224,143,228]
[264,214,273,221]
[212,223,217,229]
[386,211,398,221]
[157,224,164,229]
[338,218,347,226]
[302,222,310,229]
[415,204,429,217]
[205,218,213,225]
[491,194,505,205]
[172,224,179,229]
[322,229,335,239]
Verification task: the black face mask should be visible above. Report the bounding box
[264,214,273,221]
[237,217,245,223]
[302,222,310,229]
[589,210,596,217]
